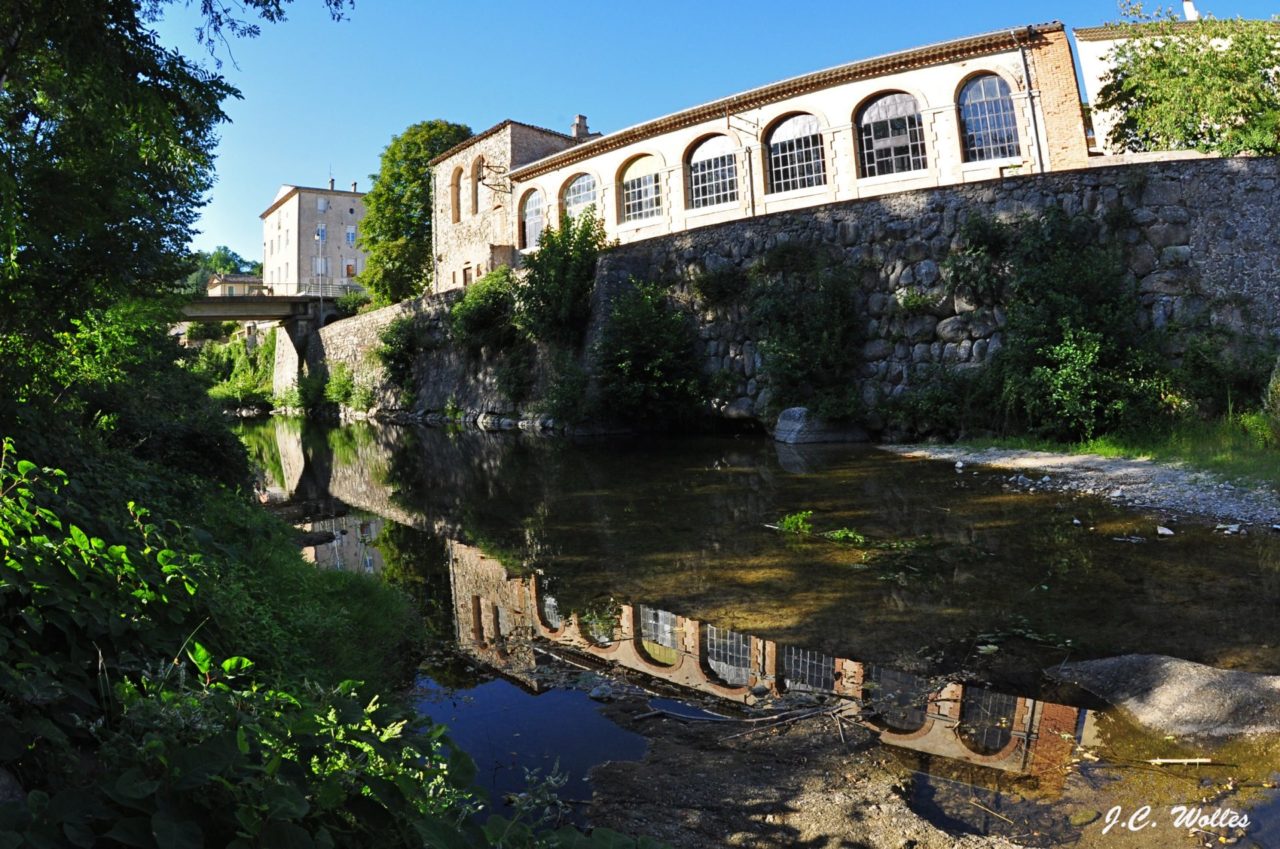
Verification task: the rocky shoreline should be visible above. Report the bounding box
[879,444,1280,527]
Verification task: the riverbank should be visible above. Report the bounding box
[879,443,1280,526]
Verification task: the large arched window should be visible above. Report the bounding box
[449,167,463,223]
[620,155,662,222]
[958,687,1019,755]
[766,114,825,193]
[958,74,1021,162]
[470,156,486,216]
[857,93,927,177]
[518,189,544,249]
[687,135,738,208]
[561,173,596,218]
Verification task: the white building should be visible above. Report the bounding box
[260,180,368,297]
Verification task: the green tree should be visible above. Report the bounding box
[182,245,257,292]
[1097,5,1280,156]
[0,0,350,421]
[357,119,473,304]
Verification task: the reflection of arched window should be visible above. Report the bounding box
[450,167,463,223]
[470,156,486,215]
[865,666,930,732]
[638,605,678,665]
[519,190,544,249]
[959,74,1021,162]
[766,114,825,193]
[687,135,738,208]
[561,173,596,218]
[620,156,662,222]
[857,93,927,177]
[958,687,1018,755]
[704,624,751,686]
[783,646,835,692]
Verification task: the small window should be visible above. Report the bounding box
[344,262,355,278]
[687,135,738,208]
[462,267,473,286]
[519,190,545,249]
[562,173,597,218]
[227,285,236,296]
[858,93,928,177]
[620,156,662,222]
[959,74,1021,162]
[345,225,356,246]
[317,197,329,213]
[450,167,464,223]
[284,229,289,247]
[471,156,486,216]
[316,223,326,242]
[766,114,826,193]
[313,256,328,276]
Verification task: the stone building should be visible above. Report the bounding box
[260,180,369,297]
[429,21,1093,292]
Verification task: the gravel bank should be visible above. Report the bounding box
[880,444,1279,526]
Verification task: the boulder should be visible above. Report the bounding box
[772,407,869,445]
[1048,654,1280,737]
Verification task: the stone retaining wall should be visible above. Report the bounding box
[595,156,1280,425]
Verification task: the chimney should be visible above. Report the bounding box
[571,114,590,140]
[351,181,358,192]
[328,177,335,190]
[1183,1,1201,20]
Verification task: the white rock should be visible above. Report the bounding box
[1156,526,1174,536]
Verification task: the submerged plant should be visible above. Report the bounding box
[778,510,813,535]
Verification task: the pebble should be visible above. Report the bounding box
[1157,526,1174,536]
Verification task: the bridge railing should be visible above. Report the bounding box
[296,279,364,299]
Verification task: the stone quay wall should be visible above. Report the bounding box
[594,156,1280,425]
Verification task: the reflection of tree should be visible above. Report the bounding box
[234,418,294,490]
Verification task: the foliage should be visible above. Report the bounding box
[1170,329,1276,417]
[350,381,377,412]
[1265,353,1280,438]
[335,290,373,319]
[516,211,611,349]
[186,320,237,341]
[594,281,704,427]
[823,527,867,544]
[540,353,591,424]
[747,247,865,420]
[194,328,277,409]
[358,120,474,304]
[778,510,814,535]
[181,245,257,293]
[325,362,357,405]
[450,266,520,355]
[1096,4,1280,156]
[690,267,749,306]
[376,315,431,406]
[945,208,1171,440]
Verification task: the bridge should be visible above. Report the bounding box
[182,295,337,324]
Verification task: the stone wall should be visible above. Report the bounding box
[595,156,1280,427]
[305,298,424,408]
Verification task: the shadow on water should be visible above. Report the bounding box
[236,418,1280,846]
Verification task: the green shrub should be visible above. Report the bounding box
[1266,354,1280,436]
[594,281,704,427]
[516,210,610,349]
[450,266,518,354]
[748,247,864,420]
[186,320,229,341]
[351,381,377,411]
[691,266,748,306]
[297,369,328,409]
[376,315,430,406]
[778,510,813,534]
[334,289,372,318]
[325,362,356,405]
[540,352,590,423]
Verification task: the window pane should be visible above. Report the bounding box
[622,173,662,221]
[563,174,597,217]
[521,192,545,248]
[959,75,1021,162]
[689,151,738,208]
[858,93,928,177]
[768,117,826,194]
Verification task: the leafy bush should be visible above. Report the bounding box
[450,266,519,354]
[376,315,430,406]
[540,352,590,423]
[325,362,356,405]
[334,290,372,318]
[594,281,704,427]
[196,328,277,409]
[1266,354,1280,437]
[351,381,377,411]
[516,211,610,349]
[748,247,864,420]
[691,266,748,306]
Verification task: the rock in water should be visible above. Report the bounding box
[1048,655,1280,737]
[772,407,869,445]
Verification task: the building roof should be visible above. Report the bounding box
[508,22,1065,181]
[259,185,365,219]
[1074,18,1279,40]
[207,273,263,290]
[428,120,579,168]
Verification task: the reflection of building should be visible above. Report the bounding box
[260,180,367,298]
[448,540,1083,784]
[303,514,384,574]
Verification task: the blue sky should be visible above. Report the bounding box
[154,0,1277,261]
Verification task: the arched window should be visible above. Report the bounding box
[449,167,463,223]
[857,93,927,177]
[687,135,738,208]
[519,189,544,249]
[561,173,596,218]
[470,156,486,216]
[620,155,662,222]
[958,74,1021,162]
[958,687,1019,755]
[766,114,825,193]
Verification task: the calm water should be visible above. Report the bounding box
[238,418,1280,847]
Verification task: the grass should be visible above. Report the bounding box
[962,412,1280,489]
